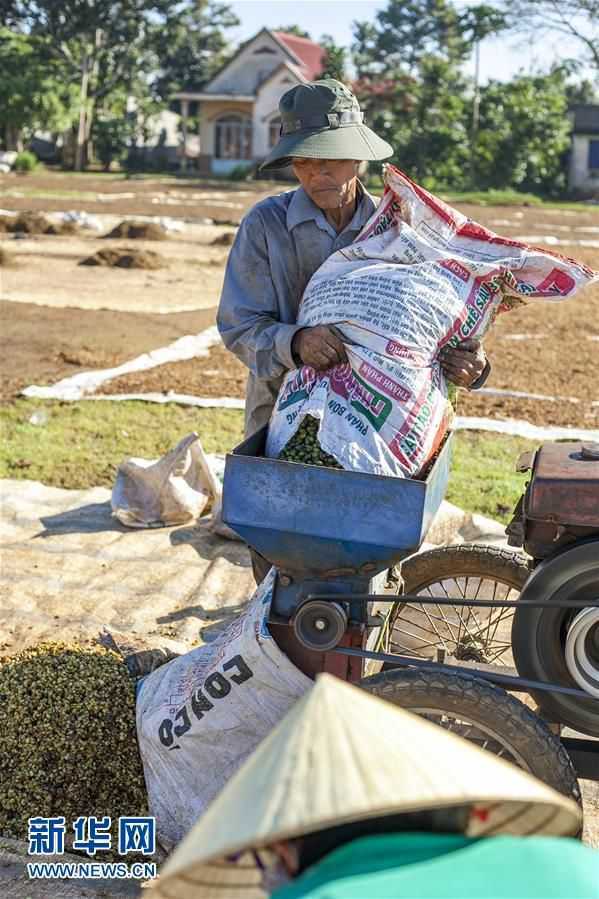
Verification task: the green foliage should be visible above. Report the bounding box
[273,25,311,38]
[357,57,472,190]
[151,1,240,102]
[227,163,253,181]
[5,1,239,166]
[93,117,134,170]
[0,28,77,145]
[474,70,572,195]
[319,34,347,82]
[13,150,38,172]
[353,0,506,77]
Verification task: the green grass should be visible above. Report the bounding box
[0,399,245,490]
[446,431,532,522]
[1,399,533,522]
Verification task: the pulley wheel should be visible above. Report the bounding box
[293,601,348,652]
[512,540,599,736]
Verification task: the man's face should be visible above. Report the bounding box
[292,158,360,210]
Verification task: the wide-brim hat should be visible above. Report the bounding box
[149,674,580,899]
[260,79,393,172]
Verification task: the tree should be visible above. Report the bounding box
[0,28,77,150]
[474,70,572,194]
[273,25,311,39]
[353,0,506,77]
[6,0,238,169]
[498,1,599,76]
[150,2,239,102]
[319,34,347,82]
[352,0,506,189]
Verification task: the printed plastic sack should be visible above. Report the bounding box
[112,432,220,528]
[135,570,310,849]
[266,166,597,478]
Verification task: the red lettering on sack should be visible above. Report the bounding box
[536,267,575,296]
[359,361,412,403]
[439,259,470,283]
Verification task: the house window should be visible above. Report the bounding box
[214,114,252,160]
[268,116,281,148]
[589,139,599,172]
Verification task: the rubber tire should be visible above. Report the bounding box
[512,541,599,737]
[360,667,581,803]
[401,544,531,595]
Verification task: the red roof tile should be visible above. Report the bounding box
[272,31,326,81]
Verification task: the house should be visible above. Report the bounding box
[569,104,599,196]
[174,28,326,175]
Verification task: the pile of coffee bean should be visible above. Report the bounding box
[278,416,342,469]
[0,643,148,849]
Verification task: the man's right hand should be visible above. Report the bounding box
[292,326,347,370]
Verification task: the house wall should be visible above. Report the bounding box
[199,99,254,170]
[253,69,300,158]
[208,31,290,96]
[569,134,599,194]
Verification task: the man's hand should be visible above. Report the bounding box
[440,339,487,388]
[292,326,347,371]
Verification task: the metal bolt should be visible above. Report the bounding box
[314,618,327,631]
[279,574,292,587]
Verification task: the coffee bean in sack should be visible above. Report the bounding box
[0,643,148,851]
[278,416,343,469]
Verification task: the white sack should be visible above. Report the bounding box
[111,432,221,528]
[135,570,311,849]
[266,166,598,478]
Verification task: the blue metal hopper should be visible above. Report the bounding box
[222,426,453,577]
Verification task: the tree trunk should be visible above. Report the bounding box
[75,49,90,171]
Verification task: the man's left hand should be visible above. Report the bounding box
[440,339,487,389]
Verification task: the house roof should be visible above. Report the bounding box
[173,28,325,101]
[271,31,326,80]
[571,104,599,135]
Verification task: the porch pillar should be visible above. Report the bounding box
[180,98,189,173]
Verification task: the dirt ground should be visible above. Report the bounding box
[1,173,598,424]
[0,301,216,400]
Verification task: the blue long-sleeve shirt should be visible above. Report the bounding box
[217,185,377,436]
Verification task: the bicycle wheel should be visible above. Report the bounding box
[385,544,530,667]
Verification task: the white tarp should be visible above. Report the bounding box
[21,326,222,400]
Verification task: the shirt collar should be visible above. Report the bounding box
[286,183,377,236]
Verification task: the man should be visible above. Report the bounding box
[217,79,489,581]
[149,674,597,899]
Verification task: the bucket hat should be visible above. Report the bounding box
[149,674,580,899]
[260,79,393,171]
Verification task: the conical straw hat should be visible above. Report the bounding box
[150,674,580,899]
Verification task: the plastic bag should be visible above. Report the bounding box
[266,166,597,478]
[135,570,310,849]
[111,432,221,528]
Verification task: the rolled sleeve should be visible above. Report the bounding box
[217,210,302,380]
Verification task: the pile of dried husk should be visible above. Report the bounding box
[79,246,165,270]
[0,212,78,235]
[103,220,167,240]
[278,415,342,468]
[211,231,235,247]
[0,643,148,851]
